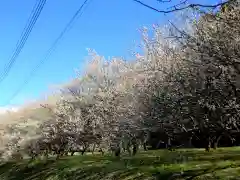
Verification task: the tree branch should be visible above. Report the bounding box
[133,0,230,13]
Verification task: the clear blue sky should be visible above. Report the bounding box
[0,0,217,107]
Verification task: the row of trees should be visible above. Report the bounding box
[0,0,239,161]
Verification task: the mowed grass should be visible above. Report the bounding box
[1,147,240,180]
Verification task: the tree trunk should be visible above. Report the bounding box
[132,145,137,156]
[127,142,131,155]
[56,153,60,160]
[205,137,211,152]
[81,145,88,155]
[44,150,49,158]
[71,151,75,156]
[132,138,138,156]
[115,147,121,157]
[213,135,222,149]
[167,137,172,151]
[143,142,147,151]
[99,148,104,155]
[157,140,163,149]
[81,149,86,155]
[92,144,96,154]
[188,137,193,148]
[60,151,64,156]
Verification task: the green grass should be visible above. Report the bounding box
[1,147,240,180]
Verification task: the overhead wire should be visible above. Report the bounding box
[0,0,47,84]
[4,0,91,106]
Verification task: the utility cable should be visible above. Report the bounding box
[3,0,91,106]
[0,0,47,84]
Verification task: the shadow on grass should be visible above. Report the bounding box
[0,159,57,180]
[180,164,240,180]
[58,166,147,180]
[1,149,240,180]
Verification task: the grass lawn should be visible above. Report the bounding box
[1,147,240,180]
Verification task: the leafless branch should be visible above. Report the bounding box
[133,0,230,13]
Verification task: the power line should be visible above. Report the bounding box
[0,0,47,84]
[4,0,91,106]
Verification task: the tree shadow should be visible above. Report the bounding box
[180,164,240,180]
[0,159,57,180]
[1,149,240,180]
[57,166,145,180]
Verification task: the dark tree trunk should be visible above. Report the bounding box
[214,133,234,149]
[71,151,75,156]
[156,140,164,149]
[188,137,193,148]
[213,135,222,149]
[30,151,36,160]
[56,148,62,159]
[56,154,60,160]
[132,138,138,156]
[132,145,137,156]
[44,150,49,158]
[167,137,173,151]
[143,142,147,151]
[127,142,131,155]
[92,144,96,154]
[115,147,121,157]
[205,137,211,152]
[60,151,64,156]
[81,149,86,155]
[99,148,104,155]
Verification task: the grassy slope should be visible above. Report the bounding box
[1,148,240,180]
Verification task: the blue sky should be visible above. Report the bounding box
[0,0,217,107]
